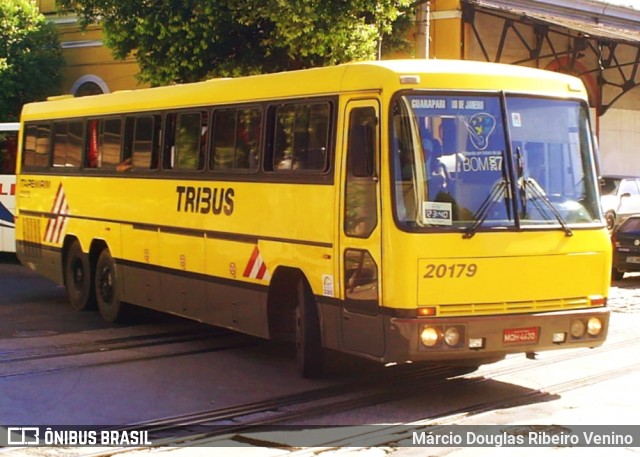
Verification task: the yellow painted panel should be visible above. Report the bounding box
[418,252,607,306]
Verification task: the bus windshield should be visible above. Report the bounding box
[392,93,601,234]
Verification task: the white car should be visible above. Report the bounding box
[600,175,640,230]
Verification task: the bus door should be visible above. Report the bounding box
[339,100,384,357]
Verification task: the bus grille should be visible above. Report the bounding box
[437,297,590,316]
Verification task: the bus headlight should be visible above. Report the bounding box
[420,327,440,347]
[570,319,585,338]
[444,327,460,347]
[587,317,603,336]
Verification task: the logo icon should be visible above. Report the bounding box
[466,113,496,150]
[7,427,40,445]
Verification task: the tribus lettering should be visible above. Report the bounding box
[176,186,235,215]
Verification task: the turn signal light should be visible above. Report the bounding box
[418,307,437,317]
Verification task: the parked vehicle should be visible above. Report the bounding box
[600,175,640,231]
[611,215,640,280]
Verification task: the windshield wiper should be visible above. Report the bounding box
[463,179,508,239]
[521,177,573,237]
[464,149,511,239]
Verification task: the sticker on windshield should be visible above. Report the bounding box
[465,113,496,150]
[423,201,453,226]
[411,98,446,109]
[511,112,522,127]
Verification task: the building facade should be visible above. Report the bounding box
[37,0,142,95]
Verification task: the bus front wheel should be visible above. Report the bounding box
[95,248,128,323]
[64,240,95,311]
[295,278,324,378]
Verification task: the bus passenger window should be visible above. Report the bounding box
[53,121,83,169]
[102,119,123,168]
[272,102,330,172]
[165,111,207,171]
[23,123,51,169]
[211,107,261,171]
[85,120,98,168]
[85,118,123,170]
[131,116,158,170]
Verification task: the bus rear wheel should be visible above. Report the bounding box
[295,278,324,378]
[95,248,128,323]
[64,240,95,311]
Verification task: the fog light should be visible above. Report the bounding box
[444,327,460,347]
[469,337,484,349]
[587,317,603,336]
[570,319,585,338]
[552,332,566,343]
[420,327,440,347]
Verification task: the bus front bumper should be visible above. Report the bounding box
[382,307,610,365]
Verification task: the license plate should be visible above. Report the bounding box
[626,256,640,264]
[503,327,539,345]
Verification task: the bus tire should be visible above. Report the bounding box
[95,248,127,323]
[295,278,324,378]
[64,240,95,311]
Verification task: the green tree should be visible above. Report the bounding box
[59,0,413,86]
[0,0,64,121]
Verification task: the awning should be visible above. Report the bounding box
[469,0,640,45]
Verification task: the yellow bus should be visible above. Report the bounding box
[15,60,610,377]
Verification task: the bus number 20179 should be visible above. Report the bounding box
[424,263,478,279]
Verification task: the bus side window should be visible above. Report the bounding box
[52,121,83,169]
[130,115,159,171]
[211,107,261,171]
[85,118,122,170]
[102,118,123,169]
[85,120,99,168]
[164,111,207,171]
[271,102,330,172]
[23,123,51,169]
